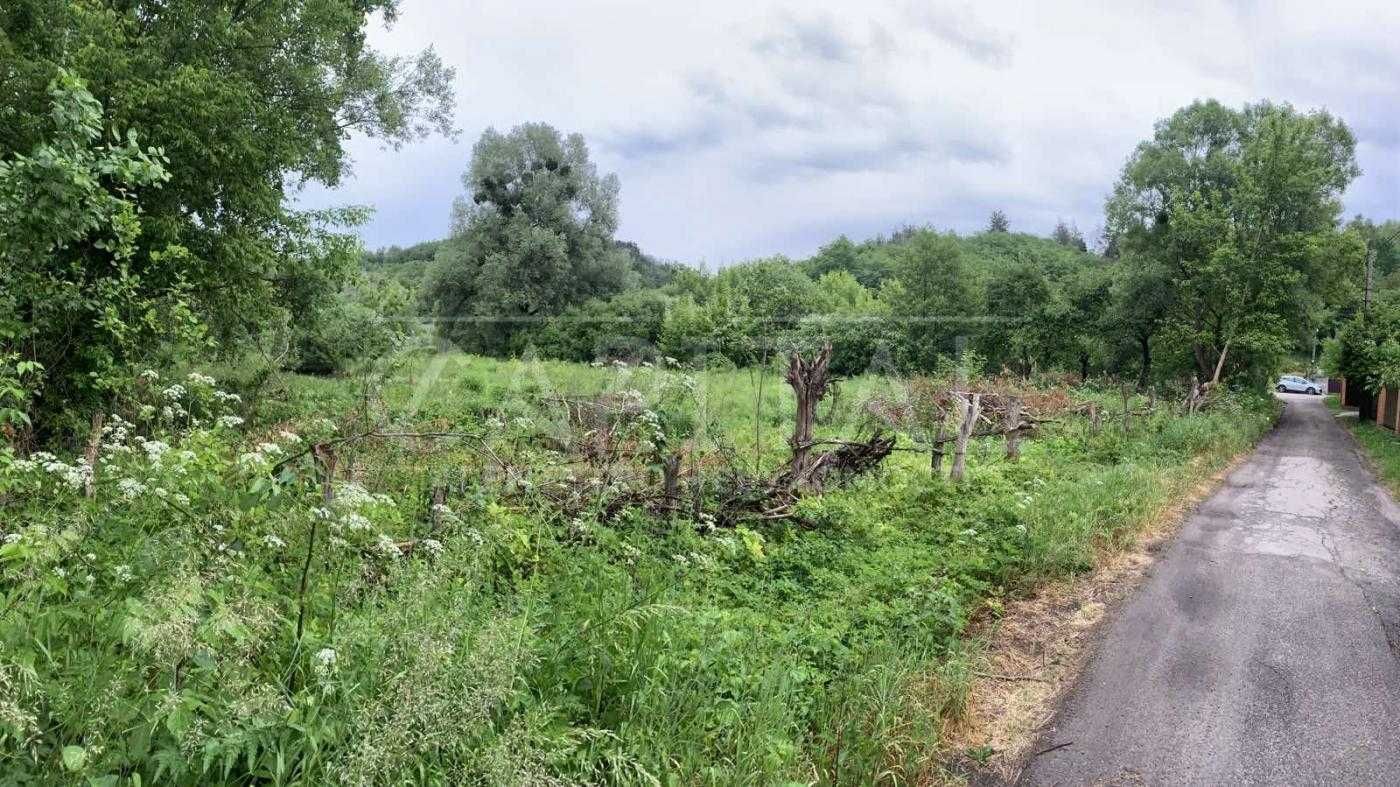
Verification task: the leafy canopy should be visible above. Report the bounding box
[1108,99,1360,382]
[428,123,633,354]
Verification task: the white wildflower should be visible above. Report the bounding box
[113,564,134,583]
[263,534,287,550]
[139,439,170,464]
[374,534,402,559]
[118,478,146,499]
[216,415,245,429]
[421,538,444,557]
[3,533,20,544]
[161,384,186,401]
[186,372,217,387]
[312,647,338,683]
[139,369,160,381]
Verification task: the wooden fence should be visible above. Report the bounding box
[1341,377,1400,431]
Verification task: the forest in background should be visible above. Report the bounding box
[3,1,1400,784]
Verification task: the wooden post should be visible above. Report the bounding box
[661,452,682,501]
[1089,402,1101,433]
[1004,396,1024,462]
[950,393,981,483]
[1121,384,1131,432]
[931,422,946,475]
[428,485,447,532]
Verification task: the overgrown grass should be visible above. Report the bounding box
[0,355,1275,785]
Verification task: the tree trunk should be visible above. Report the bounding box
[1210,337,1232,386]
[1004,397,1023,462]
[1138,333,1152,389]
[661,452,682,501]
[950,393,981,483]
[785,343,833,485]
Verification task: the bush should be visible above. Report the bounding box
[292,276,416,375]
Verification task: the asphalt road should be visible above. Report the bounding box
[1020,393,1400,786]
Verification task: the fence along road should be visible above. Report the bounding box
[1019,393,1400,785]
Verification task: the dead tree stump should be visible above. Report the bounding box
[950,393,981,483]
[785,343,833,484]
[661,452,682,501]
[1004,396,1024,462]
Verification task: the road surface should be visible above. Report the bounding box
[1020,393,1400,785]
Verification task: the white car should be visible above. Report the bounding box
[1276,375,1320,395]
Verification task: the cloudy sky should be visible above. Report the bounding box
[300,0,1400,266]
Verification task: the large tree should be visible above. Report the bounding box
[427,124,633,354]
[1,0,454,430]
[1107,100,1361,384]
[883,230,981,371]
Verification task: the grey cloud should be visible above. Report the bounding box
[602,117,726,160]
[748,129,1006,180]
[687,75,816,131]
[753,14,857,63]
[905,5,1012,67]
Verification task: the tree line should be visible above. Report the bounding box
[0,0,1389,442]
[412,102,1369,393]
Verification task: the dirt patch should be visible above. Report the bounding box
[936,451,1252,785]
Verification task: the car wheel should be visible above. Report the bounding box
[1309,388,1319,395]
[1277,384,1287,392]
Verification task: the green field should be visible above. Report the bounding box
[0,353,1274,784]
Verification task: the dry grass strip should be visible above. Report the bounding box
[934,451,1252,785]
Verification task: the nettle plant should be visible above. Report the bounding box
[0,370,440,781]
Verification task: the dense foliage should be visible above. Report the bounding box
[1,0,455,436]
[0,354,1275,784]
[1108,100,1363,385]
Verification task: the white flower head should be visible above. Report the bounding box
[374,534,402,559]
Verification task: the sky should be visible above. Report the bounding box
[299,0,1400,266]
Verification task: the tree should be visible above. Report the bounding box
[1105,259,1174,387]
[1108,100,1360,384]
[427,124,633,354]
[0,71,195,434]
[987,210,1010,233]
[1051,220,1088,252]
[883,230,980,371]
[2,0,454,430]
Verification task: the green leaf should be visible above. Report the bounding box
[61,744,87,771]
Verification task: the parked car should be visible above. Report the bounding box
[1276,375,1320,395]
